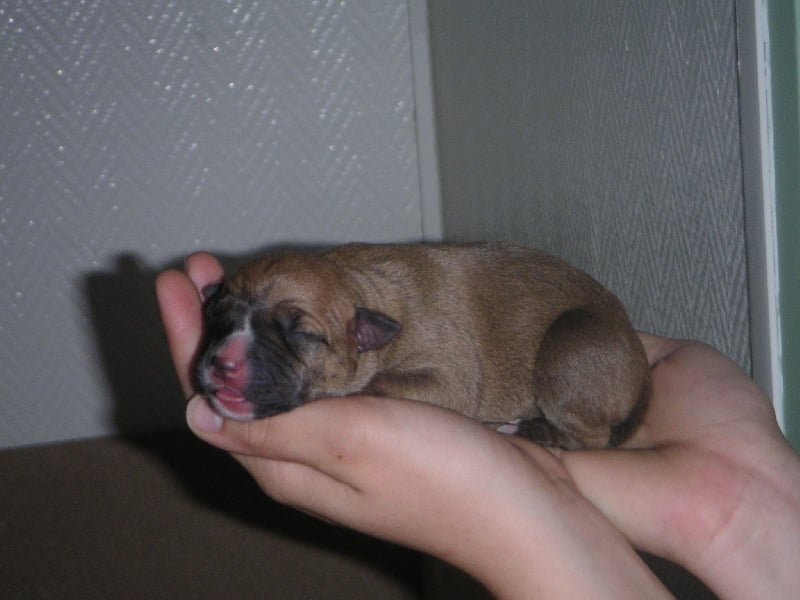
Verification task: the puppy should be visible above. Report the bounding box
[194,242,649,449]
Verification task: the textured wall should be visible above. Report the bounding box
[428,0,751,371]
[0,0,428,448]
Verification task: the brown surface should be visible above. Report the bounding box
[0,430,421,599]
[0,429,716,599]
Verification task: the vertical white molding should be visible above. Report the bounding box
[408,0,444,242]
[739,0,784,428]
[754,0,784,428]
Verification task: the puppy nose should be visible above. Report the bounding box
[209,354,248,391]
[212,355,244,375]
[208,334,249,389]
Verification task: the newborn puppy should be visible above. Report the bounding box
[194,242,649,449]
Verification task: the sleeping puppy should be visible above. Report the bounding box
[194,242,649,449]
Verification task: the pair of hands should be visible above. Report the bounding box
[156,252,800,599]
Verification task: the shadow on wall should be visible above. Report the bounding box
[83,254,186,436]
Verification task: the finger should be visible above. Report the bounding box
[190,411,371,531]
[186,397,308,486]
[232,452,361,521]
[156,269,205,397]
[502,434,575,484]
[636,332,690,366]
[185,394,383,472]
[560,447,678,558]
[638,340,775,440]
[185,394,225,433]
[155,253,224,398]
[185,252,224,296]
[187,392,576,523]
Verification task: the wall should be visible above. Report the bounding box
[0,0,432,448]
[427,0,751,373]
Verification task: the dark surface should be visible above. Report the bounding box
[0,429,717,599]
[0,430,422,599]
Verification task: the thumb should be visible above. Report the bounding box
[185,395,264,456]
[186,395,224,435]
[185,395,314,463]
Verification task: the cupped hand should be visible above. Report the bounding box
[156,253,670,599]
[560,334,800,599]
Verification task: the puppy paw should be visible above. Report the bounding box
[495,418,523,435]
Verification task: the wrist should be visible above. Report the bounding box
[433,454,672,599]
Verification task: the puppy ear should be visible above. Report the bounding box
[351,307,401,353]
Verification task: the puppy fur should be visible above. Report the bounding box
[194,242,650,449]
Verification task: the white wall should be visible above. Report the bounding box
[0,0,436,448]
[428,0,752,374]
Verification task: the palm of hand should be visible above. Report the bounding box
[561,335,800,599]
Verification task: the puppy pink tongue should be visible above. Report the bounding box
[210,334,250,400]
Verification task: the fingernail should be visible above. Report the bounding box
[187,396,223,433]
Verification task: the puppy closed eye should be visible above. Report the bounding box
[291,330,329,346]
[275,314,329,347]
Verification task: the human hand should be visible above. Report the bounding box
[156,253,670,599]
[560,335,800,599]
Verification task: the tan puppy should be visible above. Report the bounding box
[194,242,649,449]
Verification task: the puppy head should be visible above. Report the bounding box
[193,254,401,420]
